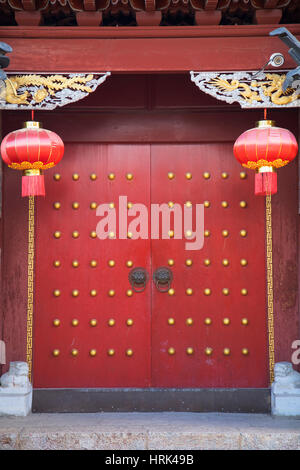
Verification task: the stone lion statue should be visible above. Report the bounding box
[0,361,31,393]
[273,362,300,392]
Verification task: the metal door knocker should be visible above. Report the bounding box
[128,267,149,293]
[153,267,173,293]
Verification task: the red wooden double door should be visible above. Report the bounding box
[34,141,269,388]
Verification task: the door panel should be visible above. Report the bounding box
[33,141,269,389]
[151,144,268,388]
[34,143,151,388]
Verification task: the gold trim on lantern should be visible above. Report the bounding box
[255,120,275,128]
[9,161,54,171]
[258,166,276,174]
[23,121,42,129]
[242,159,289,170]
[23,169,41,176]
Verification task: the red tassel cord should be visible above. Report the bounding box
[22,174,45,197]
[255,172,277,196]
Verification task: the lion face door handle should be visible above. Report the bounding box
[153,267,173,293]
[128,267,149,293]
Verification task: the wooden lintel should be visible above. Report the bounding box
[1,25,300,73]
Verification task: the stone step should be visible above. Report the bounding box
[0,412,299,450]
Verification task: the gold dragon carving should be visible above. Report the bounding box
[2,72,299,107]
[0,74,95,105]
[209,73,300,106]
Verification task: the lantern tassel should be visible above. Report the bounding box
[22,170,45,197]
[255,170,277,196]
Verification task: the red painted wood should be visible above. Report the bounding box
[151,143,269,387]
[255,9,282,25]
[34,143,152,387]
[1,166,28,373]
[272,158,300,368]
[3,109,298,147]
[1,25,300,73]
[34,141,269,388]
[1,75,298,384]
[136,12,161,26]
[195,11,221,25]
[3,24,299,39]
[14,12,41,26]
[76,12,102,26]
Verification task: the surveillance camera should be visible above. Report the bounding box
[269,53,285,67]
[0,41,12,81]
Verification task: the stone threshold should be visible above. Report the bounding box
[0,412,299,450]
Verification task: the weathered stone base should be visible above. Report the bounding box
[0,412,299,450]
[271,362,300,417]
[0,390,32,417]
[272,394,300,417]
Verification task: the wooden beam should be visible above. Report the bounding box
[1,25,300,73]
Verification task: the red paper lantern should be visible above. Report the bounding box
[0,121,64,197]
[233,120,298,196]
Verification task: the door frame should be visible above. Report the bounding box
[1,77,299,411]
